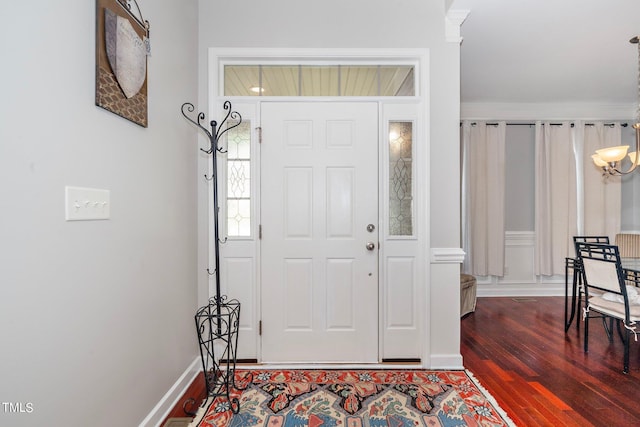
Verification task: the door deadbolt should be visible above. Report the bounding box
[366,242,376,251]
[366,224,375,232]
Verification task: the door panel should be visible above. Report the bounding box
[261,102,379,363]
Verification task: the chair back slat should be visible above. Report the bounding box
[573,236,609,256]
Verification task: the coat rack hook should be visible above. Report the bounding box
[214,101,243,149]
[182,103,215,153]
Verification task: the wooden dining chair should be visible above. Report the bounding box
[576,242,640,374]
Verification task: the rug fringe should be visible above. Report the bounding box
[465,369,518,427]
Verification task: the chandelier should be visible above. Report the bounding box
[591,36,640,176]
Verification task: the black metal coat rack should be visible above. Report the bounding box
[180,101,250,414]
[181,101,241,315]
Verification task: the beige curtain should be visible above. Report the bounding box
[535,122,577,276]
[582,122,621,240]
[461,121,506,276]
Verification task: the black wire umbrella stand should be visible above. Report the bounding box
[180,101,252,415]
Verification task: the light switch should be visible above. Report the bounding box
[65,186,110,221]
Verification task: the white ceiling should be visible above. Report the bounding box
[452,0,640,107]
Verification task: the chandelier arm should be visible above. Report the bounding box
[610,165,635,175]
[607,125,640,175]
[637,38,640,123]
[628,124,640,172]
[596,37,640,177]
[625,38,640,174]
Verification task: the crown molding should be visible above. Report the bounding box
[445,10,470,44]
[461,102,637,121]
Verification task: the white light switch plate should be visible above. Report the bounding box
[65,186,110,221]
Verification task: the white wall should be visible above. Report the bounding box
[197,0,463,367]
[0,1,199,426]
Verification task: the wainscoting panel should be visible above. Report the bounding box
[498,231,535,284]
[475,231,564,296]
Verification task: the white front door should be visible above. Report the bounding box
[260,102,379,363]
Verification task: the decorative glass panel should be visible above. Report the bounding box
[226,121,251,237]
[389,121,413,236]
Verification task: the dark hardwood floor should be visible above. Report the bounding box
[164,296,640,426]
[161,374,206,426]
[462,296,640,426]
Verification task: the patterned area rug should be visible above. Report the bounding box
[190,370,516,427]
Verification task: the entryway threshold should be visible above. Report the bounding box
[237,363,424,370]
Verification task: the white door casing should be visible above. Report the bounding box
[260,102,379,363]
[210,46,430,365]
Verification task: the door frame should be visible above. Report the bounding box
[207,47,430,366]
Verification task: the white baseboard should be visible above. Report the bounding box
[476,284,564,297]
[428,354,464,370]
[139,357,201,427]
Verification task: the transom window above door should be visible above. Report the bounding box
[223,65,415,96]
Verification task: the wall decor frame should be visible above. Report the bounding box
[95,0,150,127]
